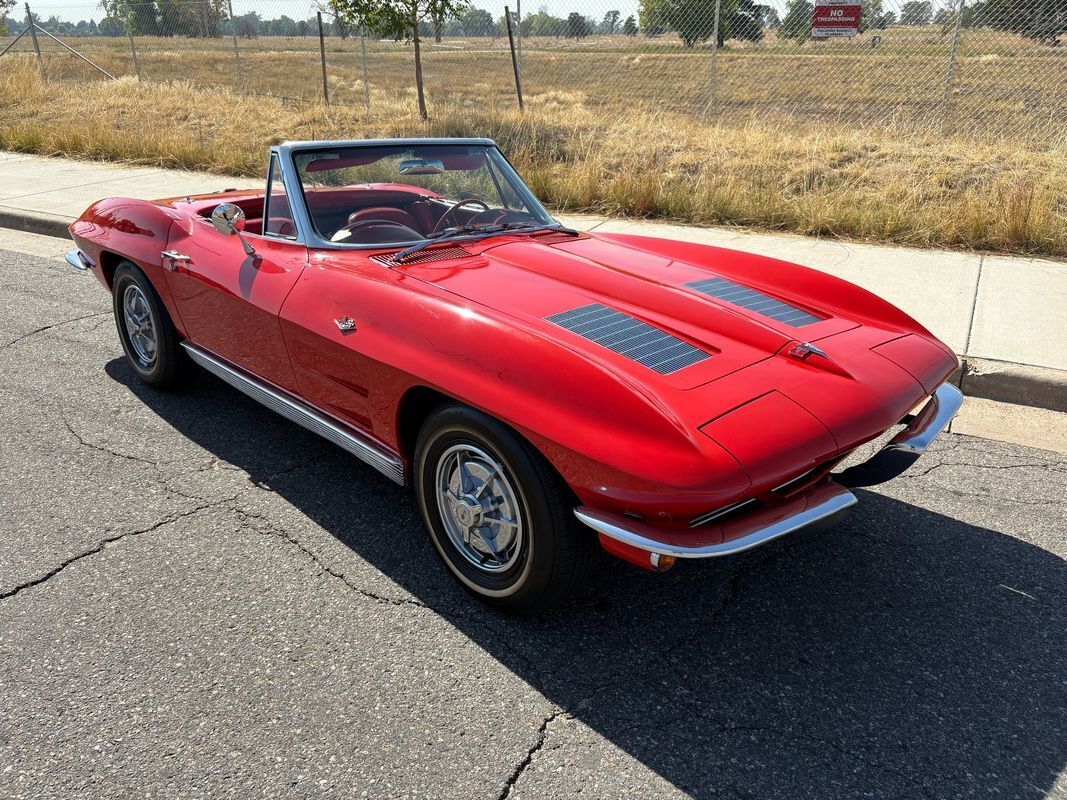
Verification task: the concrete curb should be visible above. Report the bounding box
[3,207,1064,414]
[960,358,1067,414]
[0,208,71,239]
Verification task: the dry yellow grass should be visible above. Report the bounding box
[1,60,1064,257]
[7,29,1067,141]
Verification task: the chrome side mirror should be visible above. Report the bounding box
[210,203,256,257]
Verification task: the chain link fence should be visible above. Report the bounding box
[3,0,1065,143]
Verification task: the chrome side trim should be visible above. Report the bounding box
[181,343,405,485]
[575,485,857,559]
[64,249,92,271]
[689,497,759,528]
[890,382,963,454]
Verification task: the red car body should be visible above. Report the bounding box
[66,139,961,578]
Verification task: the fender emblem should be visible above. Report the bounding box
[335,316,357,332]
[789,341,828,361]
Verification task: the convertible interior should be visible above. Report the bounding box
[201,145,548,247]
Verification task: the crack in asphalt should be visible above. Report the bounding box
[490,534,821,799]
[232,505,543,677]
[0,501,229,601]
[62,417,165,467]
[495,709,568,800]
[905,459,1065,480]
[0,311,110,350]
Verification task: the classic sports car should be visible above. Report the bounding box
[66,138,962,612]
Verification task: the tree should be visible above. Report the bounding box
[454,6,494,35]
[601,9,620,33]
[622,14,638,34]
[861,0,893,31]
[971,0,1066,44]
[638,0,740,47]
[332,0,469,118]
[638,0,667,35]
[521,9,564,35]
[0,0,15,35]
[729,0,765,41]
[233,11,259,37]
[565,11,591,39]
[97,15,124,34]
[780,0,813,41]
[760,4,781,27]
[900,0,933,25]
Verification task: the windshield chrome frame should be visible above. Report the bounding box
[272,138,557,252]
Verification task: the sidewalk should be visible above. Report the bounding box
[2,150,1064,411]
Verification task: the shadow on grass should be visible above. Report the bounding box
[107,358,1066,798]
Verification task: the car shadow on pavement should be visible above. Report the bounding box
[107,359,1067,798]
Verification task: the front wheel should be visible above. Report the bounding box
[112,260,194,390]
[414,405,596,614]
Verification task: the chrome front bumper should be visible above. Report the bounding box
[836,382,963,488]
[575,382,963,560]
[64,249,93,271]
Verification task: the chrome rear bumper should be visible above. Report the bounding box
[65,249,93,272]
[575,382,962,560]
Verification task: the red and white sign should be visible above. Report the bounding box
[811,0,861,37]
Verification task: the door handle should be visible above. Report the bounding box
[162,250,191,271]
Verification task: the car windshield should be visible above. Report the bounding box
[292,144,555,247]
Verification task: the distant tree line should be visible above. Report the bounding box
[4,0,1061,46]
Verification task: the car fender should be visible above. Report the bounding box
[279,256,751,517]
[69,198,189,336]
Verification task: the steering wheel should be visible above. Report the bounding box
[469,209,536,227]
[331,219,422,244]
[432,199,491,234]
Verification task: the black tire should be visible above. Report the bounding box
[112,261,195,390]
[414,404,596,614]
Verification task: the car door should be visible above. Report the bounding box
[163,155,308,394]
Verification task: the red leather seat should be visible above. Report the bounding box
[347,207,420,231]
[242,218,295,237]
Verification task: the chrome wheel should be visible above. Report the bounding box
[435,444,524,574]
[122,283,157,367]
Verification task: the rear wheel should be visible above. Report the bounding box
[414,405,596,614]
[112,261,194,390]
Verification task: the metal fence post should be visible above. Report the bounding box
[24,3,44,79]
[938,0,964,134]
[515,0,521,72]
[227,0,241,79]
[127,13,142,81]
[360,26,370,108]
[505,5,524,111]
[705,0,722,115]
[317,11,329,106]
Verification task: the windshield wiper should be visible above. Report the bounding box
[392,221,578,263]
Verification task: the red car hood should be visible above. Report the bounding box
[397,233,855,389]
[396,231,956,472]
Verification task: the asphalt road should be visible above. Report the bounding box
[0,247,1064,800]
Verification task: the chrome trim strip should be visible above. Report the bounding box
[181,343,405,485]
[575,485,857,559]
[689,497,759,528]
[64,249,92,271]
[889,382,963,454]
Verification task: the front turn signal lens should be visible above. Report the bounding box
[649,553,676,572]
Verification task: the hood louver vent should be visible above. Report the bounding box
[686,277,822,327]
[546,303,710,375]
[372,245,472,267]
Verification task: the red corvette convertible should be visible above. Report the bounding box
[66,138,961,612]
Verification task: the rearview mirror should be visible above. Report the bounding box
[211,202,246,234]
[210,203,256,257]
[398,158,445,176]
